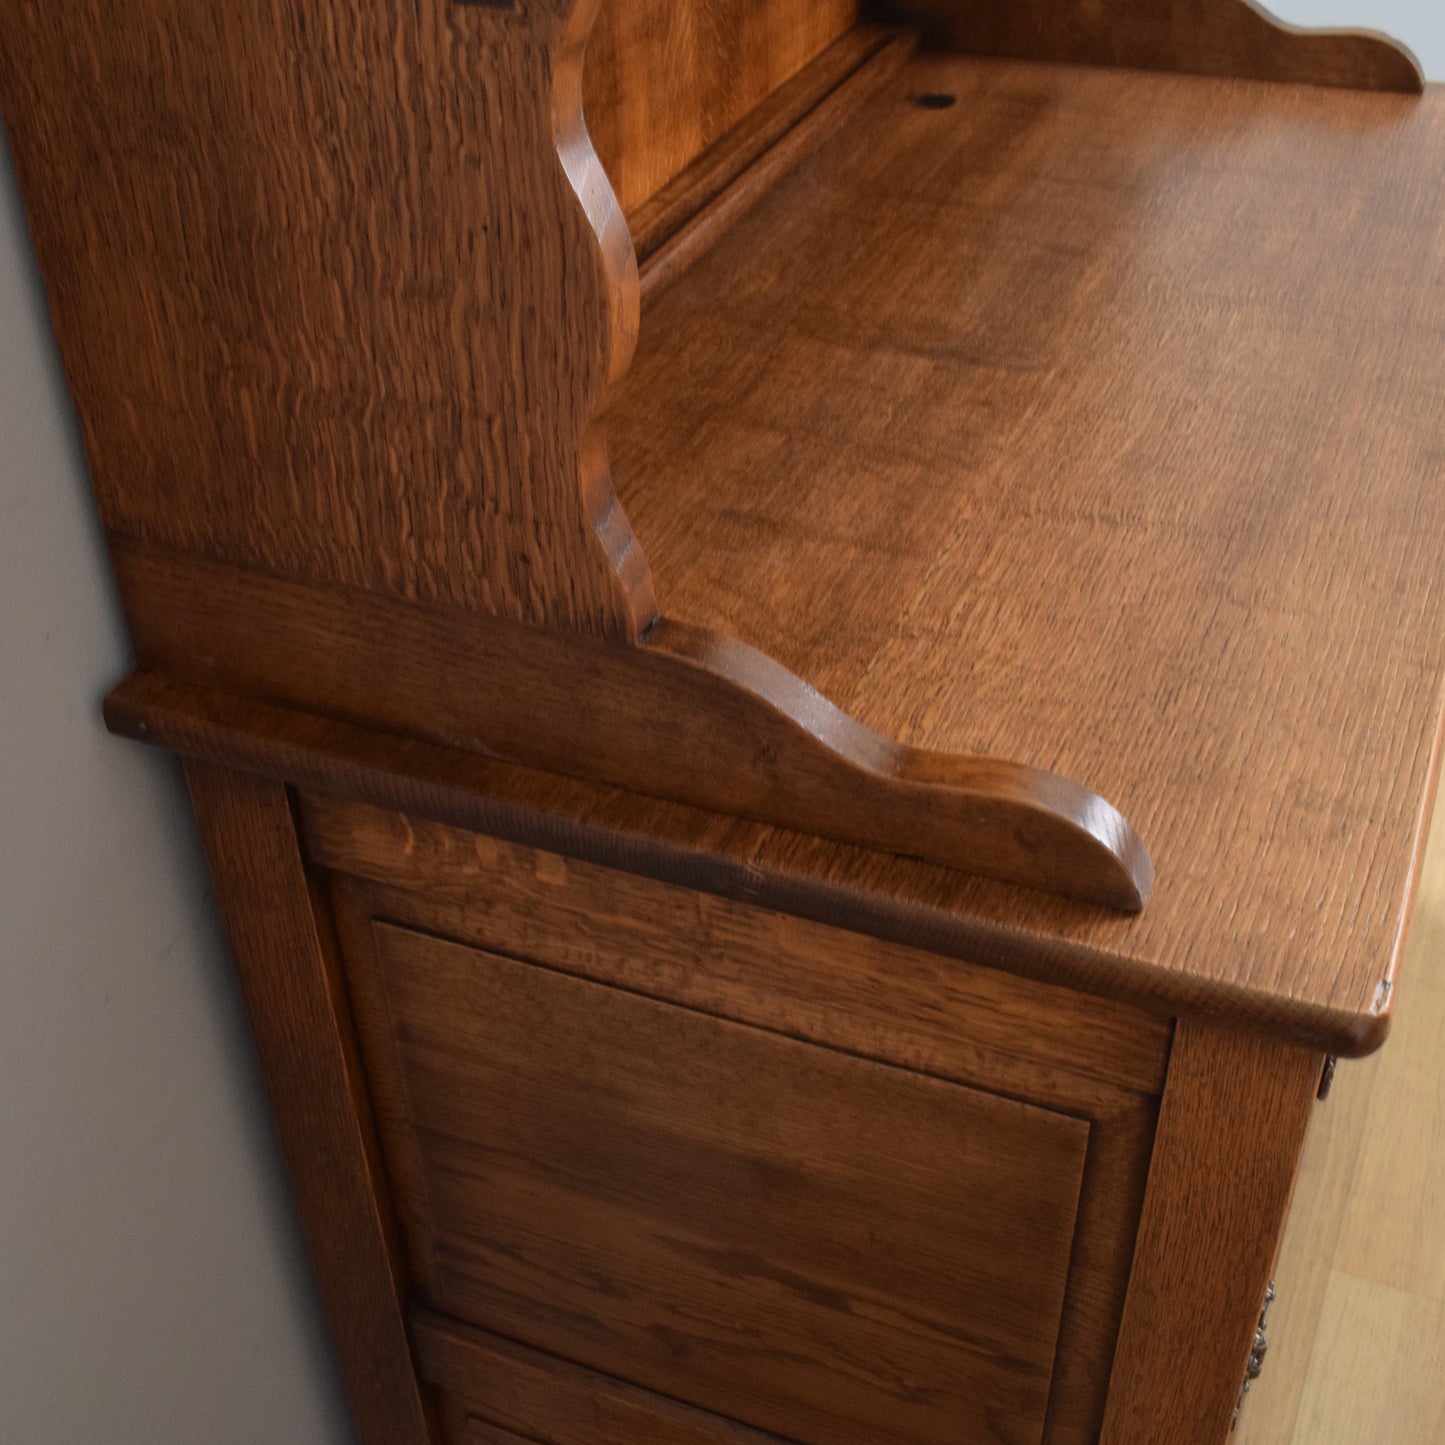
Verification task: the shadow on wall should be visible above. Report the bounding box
[0,122,355,1445]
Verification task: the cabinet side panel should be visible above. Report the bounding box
[340,915,1088,1445]
[306,788,1167,1443]
[0,0,651,635]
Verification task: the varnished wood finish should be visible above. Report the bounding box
[0,0,653,637]
[2,2,1433,924]
[338,918,1088,1445]
[414,1312,795,1444]
[877,0,1422,92]
[7,3,1442,1436]
[611,55,1445,1048]
[180,764,430,1445]
[1100,1020,1323,1443]
[586,0,858,213]
[106,668,1399,1055]
[636,30,915,295]
[628,26,906,260]
[5,6,1439,931]
[303,796,1170,1097]
[312,799,1163,1443]
[115,543,1151,910]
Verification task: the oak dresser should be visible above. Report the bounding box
[2,2,1442,1441]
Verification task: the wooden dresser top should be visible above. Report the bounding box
[15,27,1436,1054]
[603,56,1445,1049]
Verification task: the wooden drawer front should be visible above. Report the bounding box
[348,921,1089,1445]
[414,1310,797,1444]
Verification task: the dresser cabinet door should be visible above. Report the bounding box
[345,919,1087,1445]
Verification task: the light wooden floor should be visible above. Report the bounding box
[1236,793,1445,1444]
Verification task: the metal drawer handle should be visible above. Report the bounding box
[1233,1280,1277,1430]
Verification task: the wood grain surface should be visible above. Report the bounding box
[876,0,1422,92]
[586,0,858,214]
[304,796,1170,1098]
[104,669,1410,1054]
[114,542,1151,910]
[1100,1020,1323,1443]
[341,919,1088,1445]
[8,7,1441,980]
[609,54,1445,1049]
[180,765,431,1445]
[415,1312,798,1444]
[0,0,653,637]
[633,27,913,283]
[312,799,1163,1444]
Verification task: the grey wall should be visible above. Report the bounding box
[0,130,354,1445]
[1,7,1440,1444]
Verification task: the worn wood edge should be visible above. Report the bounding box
[112,542,1150,912]
[895,0,1423,93]
[627,25,908,260]
[103,669,1388,1055]
[636,32,916,303]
